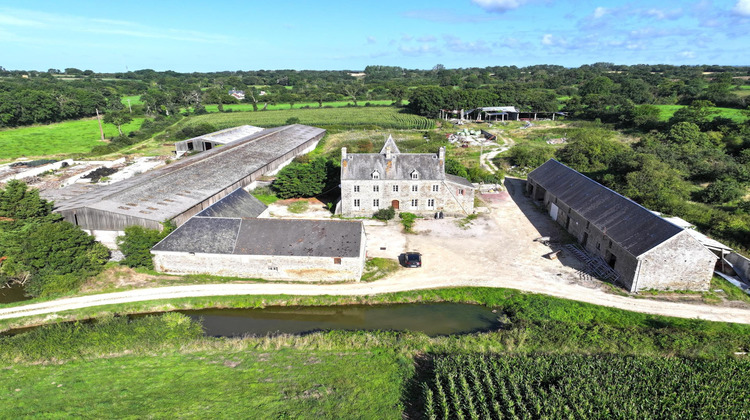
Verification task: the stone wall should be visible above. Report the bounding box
[634,231,716,292]
[340,178,473,217]
[152,252,364,282]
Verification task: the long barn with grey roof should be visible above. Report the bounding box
[51,124,325,237]
[339,135,475,217]
[527,159,716,292]
[151,191,366,281]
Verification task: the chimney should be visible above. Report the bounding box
[385,146,392,160]
[438,146,445,161]
[341,147,347,161]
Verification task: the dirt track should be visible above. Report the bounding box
[2,179,750,324]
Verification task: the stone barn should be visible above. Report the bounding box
[527,159,717,292]
[48,124,325,245]
[339,135,474,217]
[152,218,366,282]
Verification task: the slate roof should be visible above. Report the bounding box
[445,173,474,189]
[379,135,401,154]
[53,124,325,223]
[342,153,445,180]
[527,159,683,257]
[153,218,363,258]
[196,188,267,218]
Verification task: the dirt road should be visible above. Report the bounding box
[3,178,750,325]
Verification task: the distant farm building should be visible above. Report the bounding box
[527,159,717,292]
[151,189,366,282]
[442,107,566,122]
[174,125,264,155]
[47,124,325,243]
[338,136,474,217]
[228,89,245,100]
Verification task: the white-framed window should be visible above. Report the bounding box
[410,170,419,179]
[373,199,380,208]
[354,199,360,208]
[411,185,418,192]
[411,199,418,208]
[372,170,380,179]
[458,189,464,195]
[432,184,439,192]
[373,185,379,192]
[354,185,360,193]
[427,199,435,208]
[392,185,399,192]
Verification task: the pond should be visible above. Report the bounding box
[0,284,30,304]
[178,303,502,337]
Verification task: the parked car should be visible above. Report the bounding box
[404,252,422,268]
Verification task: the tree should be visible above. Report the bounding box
[117,223,173,269]
[669,100,717,128]
[272,157,336,199]
[103,111,133,136]
[340,82,364,106]
[700,179,744,204]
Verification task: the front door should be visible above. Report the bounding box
[391,200,400,210]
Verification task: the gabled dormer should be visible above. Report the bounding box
[410,169,419,180]
[371,170,380,179]
[380,135,401,160]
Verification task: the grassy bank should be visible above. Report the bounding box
[653,104,748,122]
[3,287,750,418]
[0,117,145,161]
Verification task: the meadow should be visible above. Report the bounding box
[653,104,748,122]
[203,99,397,112]
[178,106,435,130]
[0,118,144,161]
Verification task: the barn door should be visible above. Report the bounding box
[549,203,559,221]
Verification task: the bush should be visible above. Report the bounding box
[399,212,418,233]
[286,117,301,125]
[272,157,338,199]
[117,223,174,269]
[374,206,396,221]
[700,179,745,204]
[509,145,554,168]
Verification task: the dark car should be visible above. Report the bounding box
[404,252,422,268]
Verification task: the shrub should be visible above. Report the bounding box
[286,117,301,125]
[117,222,174,269]
[399,212,418,233]
[374,206,396,221]
[700,179,745,204]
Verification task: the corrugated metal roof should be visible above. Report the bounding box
[53,124,324,223]
[196,188,267,218]
[527,159,683,257]
[153,218,363,258]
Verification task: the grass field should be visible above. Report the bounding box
[120,95,143,105]
[653,104,748,122]
[0,118,144,161]
[178,106,435,130]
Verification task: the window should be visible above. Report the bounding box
[353,199,360,208]
[354,185,360,193]
[372,170,380,179]
[411,185,418,192]
[373,185,379,192]
[432,184,439,192]
[410,170,419,179]
[427,199,435,208]
[373,199,380,208]
[411,199,418,207]
[333,257,342,265]
[458,189,464,195]
[392,185,399,192]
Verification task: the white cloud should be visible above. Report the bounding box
[541,34,568,47]
[366,36,376,44]
[541,34,554,45]
[733,0,750,16]
[593,7,609,19]
[678,50,696,59]
[0,14,43,27]
[443,35,491,53]
[471,0,525,14]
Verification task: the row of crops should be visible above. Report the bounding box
[420,353,750,419]
[179,106,435,130]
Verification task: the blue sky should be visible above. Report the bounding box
[1,0,749,72]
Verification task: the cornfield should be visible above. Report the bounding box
[180,106,435,130]
[420,353,750,419]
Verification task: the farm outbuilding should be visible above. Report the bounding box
[50,124,325,241]
[151,215,366,282]
[174,125,264,155]
[527,159,717,292]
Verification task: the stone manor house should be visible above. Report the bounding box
[338,136,475,217]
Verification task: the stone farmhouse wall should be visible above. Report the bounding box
[152,252,364,282]
[341,179,473,217]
